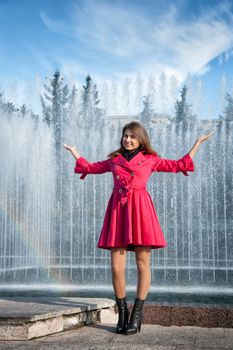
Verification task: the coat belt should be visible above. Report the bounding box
[113,185,146,206]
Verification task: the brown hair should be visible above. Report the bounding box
[107,121,158,158]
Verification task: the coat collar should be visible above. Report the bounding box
[111,151,147,169]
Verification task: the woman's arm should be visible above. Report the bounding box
[188,131,214,159]
[63,144,111,180]
[63,144,81,160]
[151,130,214,176]
[152,153,194,176]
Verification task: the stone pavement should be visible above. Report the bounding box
[0,296,232,349]
[0,323,233,350]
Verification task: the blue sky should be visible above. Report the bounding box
[1,0,233,118]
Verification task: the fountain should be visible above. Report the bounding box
[0,75,233,304]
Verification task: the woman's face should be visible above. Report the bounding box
[122,128,140,151]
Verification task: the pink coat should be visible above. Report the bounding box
[74,151,194,251]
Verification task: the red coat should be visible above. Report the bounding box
[74,151,194,251]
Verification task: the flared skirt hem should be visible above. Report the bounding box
[97,243,167,251]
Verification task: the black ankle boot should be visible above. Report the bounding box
[115,295,129,334]
[126,297,145,335]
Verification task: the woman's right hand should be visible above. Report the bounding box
[63,144,81,159]
[63,144,77,152]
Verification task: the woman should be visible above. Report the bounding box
[64,121,213,335]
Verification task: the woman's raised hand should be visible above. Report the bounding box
[63,144,81,160]
[188,130,214,158]
[63,144,77,152]
[196,130,215,144]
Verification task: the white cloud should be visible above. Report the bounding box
[71,1,151,58]
[67,0,233,80]
[38,0,233,89]
[5,1,233,119]
[40,12,67,33]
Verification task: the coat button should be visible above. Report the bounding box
[119,189,122,193]
[131,171,135,176]
[116,175,120,179]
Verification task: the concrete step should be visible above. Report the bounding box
[0,297,117,340]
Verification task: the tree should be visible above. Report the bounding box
[40,70,70,150]
[218,93,233,135]
[19,104,27,118]
[40,71,70,259]
[67,85,79,128]
[174,85,196,131]
[82,74,103,135]
[0,91,17,116]
[140,95,154,126]
[221,93,233,120]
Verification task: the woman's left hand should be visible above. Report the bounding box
[197,130,215,144]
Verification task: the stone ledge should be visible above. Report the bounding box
[0,297,118,340]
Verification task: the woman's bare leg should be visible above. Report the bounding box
[110,247,127,298]
[135,247,151,299]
